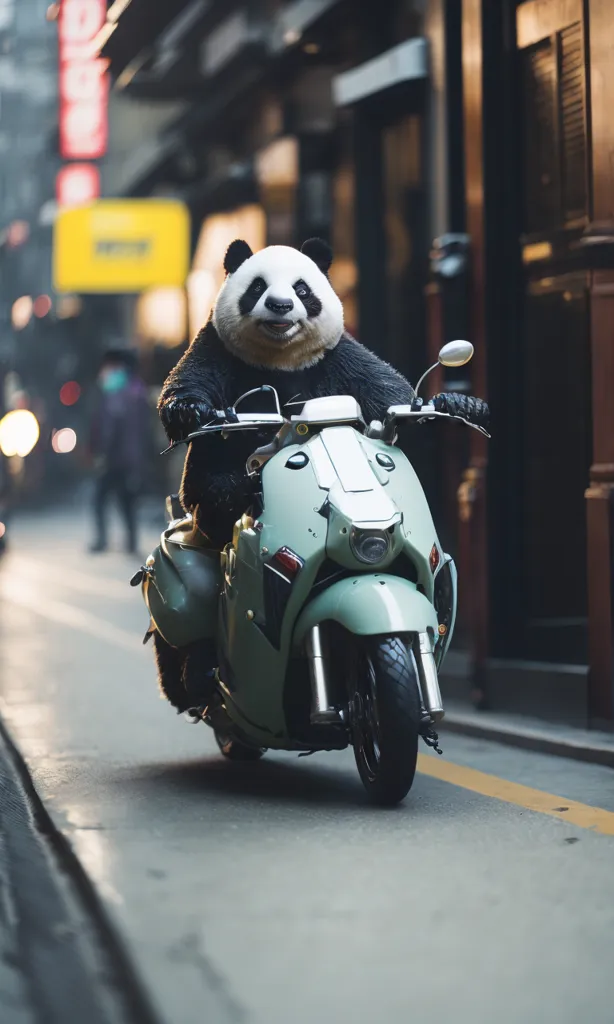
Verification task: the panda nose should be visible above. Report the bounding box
[265,296,294,316]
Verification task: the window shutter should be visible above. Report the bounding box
[559,22,588,224]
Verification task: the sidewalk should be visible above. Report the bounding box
[441,701,614,769]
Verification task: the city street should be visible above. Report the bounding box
[0,508,612,1024]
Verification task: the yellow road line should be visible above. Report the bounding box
[417,753,614,836]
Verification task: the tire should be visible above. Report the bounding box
[214,730,265,761]
[349,635,421,806]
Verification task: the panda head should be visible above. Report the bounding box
[212,238,344,370]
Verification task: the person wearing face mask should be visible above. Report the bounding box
[88,348,152,554]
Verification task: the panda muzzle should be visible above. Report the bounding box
[260,318,296,336]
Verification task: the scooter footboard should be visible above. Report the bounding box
[292,575,439,649]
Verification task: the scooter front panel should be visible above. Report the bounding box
[218,445,327,738]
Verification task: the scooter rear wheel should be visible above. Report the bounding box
[214,730,265,761]
[349,635,421,806]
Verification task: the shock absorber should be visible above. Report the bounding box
[305,625,339,724]
[416,631,445,721]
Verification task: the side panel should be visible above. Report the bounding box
[292,575,439,648]
[218,444,327,738]
[144,533,221,648]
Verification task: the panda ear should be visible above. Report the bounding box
[224,239,253,274]
[301,237,333,275]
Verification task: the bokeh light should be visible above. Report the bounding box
[51,428,77,454]
[0,523,6,539]
[34,294,52,318]
[0,410,40,457]
[11,296,33,330]
[59,381,81,406]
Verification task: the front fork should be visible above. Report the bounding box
[305,625,339,724]
[415,632,445,721]
[304,625,445,726]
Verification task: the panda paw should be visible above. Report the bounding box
[432,393,490,428]
[160,398,216,440]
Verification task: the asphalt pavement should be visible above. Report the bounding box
[0,505,613,1024]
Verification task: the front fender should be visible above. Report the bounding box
[292,574,439,649]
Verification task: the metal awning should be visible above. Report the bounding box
[101,0,195,77]
[333,38,429,107]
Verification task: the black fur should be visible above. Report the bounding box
[159,322,415,548]
[301,237,333,275]
[238,276,266,315]
[224,239,253,274]
[153,631,217,712]
[294,279,322,318]
[153,632,186,709]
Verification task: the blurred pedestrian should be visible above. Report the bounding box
[88,349,151,554]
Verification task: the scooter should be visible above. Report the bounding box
[136,340,489,805]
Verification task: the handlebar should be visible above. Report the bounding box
[384,404,491,437]
[161,389,490,454]
[161,405,489,453]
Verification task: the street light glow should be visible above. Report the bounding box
[34,294,52,318]
[52,427,77,454]
[11,296,33,330]
[59,381,81,406]
[0,410,40,457]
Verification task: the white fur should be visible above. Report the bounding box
[212,245,344,370]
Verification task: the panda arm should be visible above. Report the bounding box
[158,325,229,442]
[331,338,415,423]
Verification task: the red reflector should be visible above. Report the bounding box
[429,544,440,573]
[273,547,304,576]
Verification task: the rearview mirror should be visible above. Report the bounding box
[438,340,474,368]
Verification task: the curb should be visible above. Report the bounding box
[441,711,614,769]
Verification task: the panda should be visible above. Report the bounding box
[155,237,488,712]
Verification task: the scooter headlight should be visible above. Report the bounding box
[350,528,390,565]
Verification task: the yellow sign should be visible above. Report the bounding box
[53,199,190,293]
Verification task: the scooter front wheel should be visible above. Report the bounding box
[349,636,421,806]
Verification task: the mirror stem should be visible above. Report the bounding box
[414,362,439,399]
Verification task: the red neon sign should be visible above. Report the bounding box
[56,163,100,207]
[59,0,108,160]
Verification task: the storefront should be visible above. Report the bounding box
[460,0,614,724]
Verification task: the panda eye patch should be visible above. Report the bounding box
[239,276,267,315]
[294,278,322,319]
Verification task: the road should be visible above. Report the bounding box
[0,507,613,1024]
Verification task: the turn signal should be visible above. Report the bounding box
[273,547,304,577]
[429,544,440,573]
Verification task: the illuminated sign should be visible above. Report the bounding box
[53,200,190,293]
[56,163,100,207]
[59,0,108,160]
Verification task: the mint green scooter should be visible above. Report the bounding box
[139,341,488,805]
